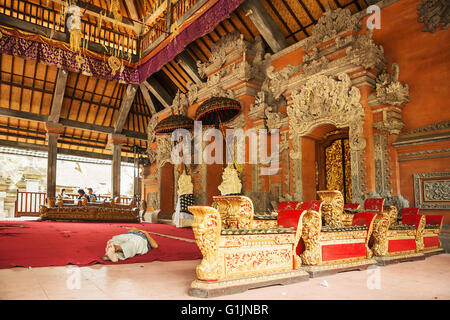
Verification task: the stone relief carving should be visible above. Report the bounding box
[423,180,450,202]
[288,73,364,137]
[373,118,405,136]
[186,81,204,106]
[373,133,392,197]
[414,172,450,209]
[345,30,386,71]
[156,135,173,168]
[265,64,302,100]
[417,0,450,33]
[265,106,286,131]
[147,192,159,210]
[170,89,189,116]
[147,116,159,144]
[304,5,361,51]
[400,120,450,136]
[376,63,410,106]
[226,113,245,129]
[287,73,367,203]
[196,31,249,77]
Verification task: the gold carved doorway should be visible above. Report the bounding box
[316,129,352,203]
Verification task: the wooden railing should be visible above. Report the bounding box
[140,0,203,54]
[14,190,134,217]
[0,0,138,56]
[14,190,46,217]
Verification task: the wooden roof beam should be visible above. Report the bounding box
[241,0,289,52]
[142,78,173,109]
[114,84,138,133]
[48,69,68,123]
[0,107,147,140]
[139,83,157,115]
[175,51,204,85]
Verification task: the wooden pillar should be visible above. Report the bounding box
[108,134,127,199]
[45,122,64,200]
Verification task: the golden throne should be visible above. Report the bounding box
[187,199,310,298]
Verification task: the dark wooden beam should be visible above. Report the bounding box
[48,69,69,123]
[0,107,147,140]
[0,139,135,163]
[142,78,173,109]
[175,51,204,84]
[139,83,157,114]
[241,0,289,52]
[114,84,138,133]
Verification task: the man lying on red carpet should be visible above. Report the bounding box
[103,227,159,262]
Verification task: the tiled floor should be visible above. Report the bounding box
[1,254,449,300]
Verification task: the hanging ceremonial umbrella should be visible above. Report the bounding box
[154,114,194,135]
[195,96,241,127]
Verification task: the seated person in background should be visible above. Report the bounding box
[87,188,97,202]
[77,189,89,201]
[58,188,70,199]
[103,227,158,262]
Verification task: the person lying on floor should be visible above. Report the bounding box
[103,227,158,262]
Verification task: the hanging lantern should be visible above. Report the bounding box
[195,96,241,127]
[67,4,83,52]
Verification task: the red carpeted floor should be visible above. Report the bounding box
[0,221,201,269]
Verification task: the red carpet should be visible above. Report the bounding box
[0,221,201,269]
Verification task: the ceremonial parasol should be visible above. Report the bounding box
[154,114,194,135]
[195,96,241,127]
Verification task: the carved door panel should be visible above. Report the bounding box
[317,130,352,204]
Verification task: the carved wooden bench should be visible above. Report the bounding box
[365,199,426,265]
[401,208,444,256]
[40,196,140,222]
[283,199,378,277]
[187,204,310,297]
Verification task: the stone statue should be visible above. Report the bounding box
[218,165,242,196]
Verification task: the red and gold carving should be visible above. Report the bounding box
[317,190,344,227]
[189,204,303,282]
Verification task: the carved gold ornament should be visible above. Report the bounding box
[75,53,85,69]
[110,0,122,22]
[108,56,121,76]
[300,210,322,265]
[317,190,344,227]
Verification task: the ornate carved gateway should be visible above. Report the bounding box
[287,73,367,203]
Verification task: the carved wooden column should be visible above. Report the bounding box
[45,122,64,201]
[108,133,127,198]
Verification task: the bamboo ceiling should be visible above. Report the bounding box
[0,0,370,160]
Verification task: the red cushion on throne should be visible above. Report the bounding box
[344,203,360,210]
[364,198,385,212]
[425,215,443,226]
[401,208,420,215]
[297,200,323,212]
[278,201,299,213]
[352,212,377,227]
[277,209,304,229]
[402,214,423,228]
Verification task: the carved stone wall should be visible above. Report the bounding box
[287,73,367,203]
